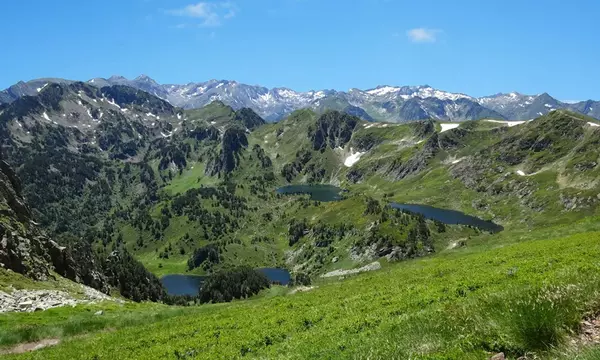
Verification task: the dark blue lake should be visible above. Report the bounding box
[276,184,342,202]
[161,274,205,296]
[161,268,291,296]
[258,268,291,285]
[390,203,503,233]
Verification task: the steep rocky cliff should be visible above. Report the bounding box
[0,159,108,291]
[205,127,249,176]
[311,111,359,151]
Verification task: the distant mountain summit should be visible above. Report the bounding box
[2,75,600,122]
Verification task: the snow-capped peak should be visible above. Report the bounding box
[478,92,537,106]
[365,85,472,101]
[366,86,400,96]
[412,86,472,101]
[274,88,299,99]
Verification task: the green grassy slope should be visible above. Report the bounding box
[5,229,600,359]
[5,106,600,359]
[107,109,600,278]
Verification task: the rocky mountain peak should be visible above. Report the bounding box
[134,74,159,84]
[3,77,600,122]
[108,75,127,82]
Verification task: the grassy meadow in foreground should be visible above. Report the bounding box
[5,230,600,359]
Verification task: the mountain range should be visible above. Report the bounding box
[1,75,599,122]
[6,71,600,359]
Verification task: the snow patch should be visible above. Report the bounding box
[516,170,526,176]
[259,93,273,103]
[344,148,366,167]
[177,113,182,120]
[36,83,49,93]
[106,98,121,109]
[587,122,600,127]
[313,91,326,99]
[42,112,51,121]
[440,123,460,133]
[484,120,526,127]
[367,86,399,96]
[415,87,472,101]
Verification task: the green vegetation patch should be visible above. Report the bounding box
[7,231,600,359]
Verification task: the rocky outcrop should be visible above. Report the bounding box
[320,261,381,278]
[311,111,359,151]
[386,125,472,181]
[188,126,219,142]
[412,120,436,139]
[100,85,177,116]
[205,128,249,176]
[0,159,109,290]
[342,105,374,122]
[387,133,440,181]
[0,284,118,313]
[234,108,266,130]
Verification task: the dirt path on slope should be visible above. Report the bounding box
[0,338,61,355]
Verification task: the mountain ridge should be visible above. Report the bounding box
[3,76,600,122]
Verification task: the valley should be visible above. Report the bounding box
[2,79,600,359]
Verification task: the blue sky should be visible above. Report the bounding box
[1,0,599,100]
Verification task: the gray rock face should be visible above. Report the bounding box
[0,285,119,313]
[205,127,249,176]
[320,261,381,278]
[0,160,109,290]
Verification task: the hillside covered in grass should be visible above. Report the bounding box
[3,83,600,358]
[4,227,600,359]
[3,84,600,281]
